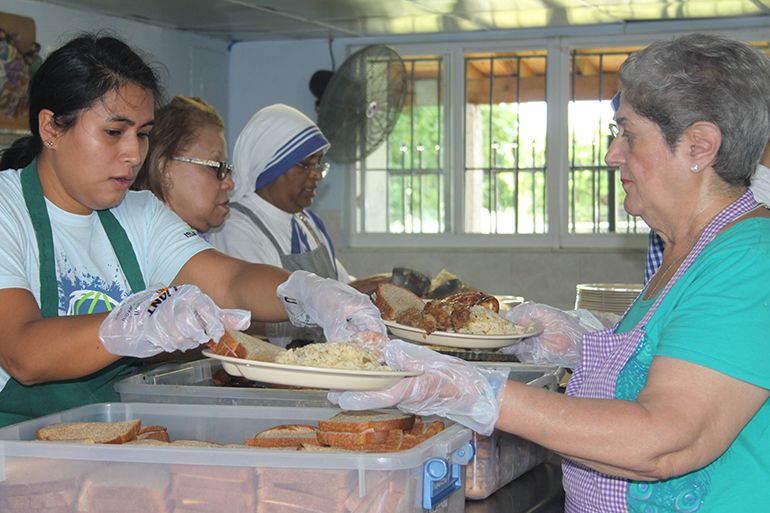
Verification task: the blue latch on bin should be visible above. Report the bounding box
[422,442,475,510]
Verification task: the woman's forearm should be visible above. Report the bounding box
[496,357,769,482]
[0,289,119,384]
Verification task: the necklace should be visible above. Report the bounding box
[643,219,711,300]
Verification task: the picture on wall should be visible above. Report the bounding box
[0,12,38,131]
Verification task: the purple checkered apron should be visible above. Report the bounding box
[562,190,759,513]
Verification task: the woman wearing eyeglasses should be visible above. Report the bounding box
[209,104,357,345]
[133,95,234,239]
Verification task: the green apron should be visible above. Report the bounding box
[0,159,147,427]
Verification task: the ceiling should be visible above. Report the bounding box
[36,0,770,43]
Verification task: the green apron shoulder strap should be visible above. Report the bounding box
[96,209,146,293]
[20,160,58,318]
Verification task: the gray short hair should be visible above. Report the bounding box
[619,33,770,186]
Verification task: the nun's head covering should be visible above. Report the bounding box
[231,104,330,203]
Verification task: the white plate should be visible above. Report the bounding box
[383,319,544,349]
[202,350,421,390]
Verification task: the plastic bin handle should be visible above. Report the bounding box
[422,442,475,509]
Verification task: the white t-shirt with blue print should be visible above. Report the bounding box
[0,168,211,389]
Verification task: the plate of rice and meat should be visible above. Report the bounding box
[373,283,544,349]
[203,340,421,390]
[383,319,544,349]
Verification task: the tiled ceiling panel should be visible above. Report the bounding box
[33,0,770,41]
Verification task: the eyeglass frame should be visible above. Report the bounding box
[172,156,233,181]
[608,123,621,138]
[294,160,330,179]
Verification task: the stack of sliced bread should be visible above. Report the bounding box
[76,464,171,513]
[170,464,257,513]
[0,458,95,513]
[314,410,445,452]
[256,468,356,513]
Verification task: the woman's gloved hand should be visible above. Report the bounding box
[99,285,251,358]
[328,340,509,436]
[501,302,589,367]
[276,271,387,342]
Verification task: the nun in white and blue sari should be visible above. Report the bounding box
[210,104,353,345]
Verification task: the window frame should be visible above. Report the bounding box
[343,26,770,250]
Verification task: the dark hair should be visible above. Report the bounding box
[0,33,163,170]
[619,33,770,187]
[132,95,224,201]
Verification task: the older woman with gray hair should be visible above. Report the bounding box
[331,33,770,512]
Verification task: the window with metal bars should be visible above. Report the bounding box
[465,51,547,234]
[360,56,445,234]
[568,47,649,235]
[351,35,770,245]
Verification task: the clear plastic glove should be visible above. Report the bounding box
[328,340,509,436]
[276,271,387,342]
[348,331,390,364]
[99,285,251,358]
[265,321,325,348]
[501,302,610,367]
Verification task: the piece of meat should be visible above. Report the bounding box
[422,301,453,332]
[418,312,438,335]
[443,292,500,313]
[395,307,423,327]
[449,303,473,331]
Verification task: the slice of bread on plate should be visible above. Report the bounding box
[36,419,141,444]
[205,328,286,361]
[372,283,425,320]
[247,424,320,448]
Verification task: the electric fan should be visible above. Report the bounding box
[310,45,407,164]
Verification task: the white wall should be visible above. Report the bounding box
[227,39,342,209]
[0,0,230,125]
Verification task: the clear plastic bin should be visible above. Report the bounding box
[0,403,473,513]
[115,359,563,503]
[465,363,563,501]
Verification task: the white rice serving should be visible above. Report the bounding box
[456,306,525,335]
[275,342,395,371]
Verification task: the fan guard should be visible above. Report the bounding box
[314,45,407,164]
